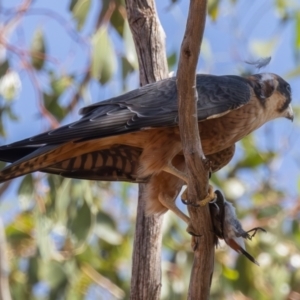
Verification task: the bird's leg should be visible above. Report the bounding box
[181,185,216,207]
[158,193,190,223]
[163,162,216,206]
[246,227,267,240]
[158,193,198,236]
[162,164,189,183]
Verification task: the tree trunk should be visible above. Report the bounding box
[125,1,168,299]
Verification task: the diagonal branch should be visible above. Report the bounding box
[176,0,215,299]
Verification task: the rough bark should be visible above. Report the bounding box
[176,0,215,299]
[125,1,168,299]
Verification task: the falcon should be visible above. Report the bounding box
[0,73,293,223]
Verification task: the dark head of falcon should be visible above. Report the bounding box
[246,73,293,119]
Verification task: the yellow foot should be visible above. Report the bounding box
[198,185,216,206]
[181,185,216,207]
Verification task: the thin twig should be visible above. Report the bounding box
[81,263,125,299]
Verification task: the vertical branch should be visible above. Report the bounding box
[0,219,12,300]
[125,1,168,299]
[176,0,215,299]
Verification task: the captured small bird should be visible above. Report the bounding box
[210,190,266,265]
[0,73,293,223]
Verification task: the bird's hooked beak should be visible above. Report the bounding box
[285,104,294,122]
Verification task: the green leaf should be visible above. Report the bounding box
[68,200,93,243]
[69,0,78,11]
[0,60,9,77]
[55,178,72,224]
[295,12,300,51]
[43,92,67,121]
[123,20,138,70]
[167,52,177,70]
[41,260,67,290]
[91,27,116,84]
[18,175,34,210]
[72,0,91,30]
[223,266,239,280]
[256,204,281,218]
[30,29,46,70]
[99,0,125,37]
[94,211,122,245]
[121,56,134,81]
[35,213,54,260]
[208,0,220,21]
[51,75,73,96]
[18,174,34,195]
[110,1,125,36]
[27,257,39,286]
[237,137,276,169]
[5,106,18,121]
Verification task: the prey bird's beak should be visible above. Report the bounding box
[285,104,294,122]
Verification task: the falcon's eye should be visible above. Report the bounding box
[286,84,291,94]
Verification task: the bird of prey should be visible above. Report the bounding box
[0,73,293,224]
[210,190,266,265]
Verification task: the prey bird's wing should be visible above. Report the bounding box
[3,74,251,148]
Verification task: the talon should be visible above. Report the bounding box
[186,223,201,236]
[202,157,212,172]
[192,236,199,251]
[188,230,201,237]
[181,198,200,207]
[181,187,200,206]
[247,227,266,239]
[181,185,216,207]
[197,185,216,206]
[209,201,219,214]
[209,196,218,204]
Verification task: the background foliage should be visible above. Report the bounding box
[0,0,299,299]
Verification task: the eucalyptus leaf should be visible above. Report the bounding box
[295,12,300,50]
[41,260,67,290]
[0,60,9,77]
[71,0,91,30]
[91,27,117,84]
[208,0,220,21]
[123,21,138,70]
[68,200,93,243]
[30,29,46,70]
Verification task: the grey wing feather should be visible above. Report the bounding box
[1,74,251,148]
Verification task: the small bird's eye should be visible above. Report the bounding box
[286,84,291,94]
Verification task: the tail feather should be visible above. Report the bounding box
[0,144,145,183]
[226,237,259,266]
[0,143,75,182]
